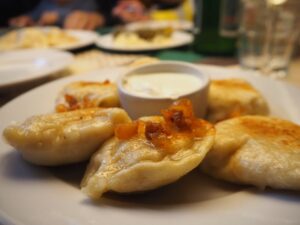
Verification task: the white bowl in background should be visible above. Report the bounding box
[117,61,210,119]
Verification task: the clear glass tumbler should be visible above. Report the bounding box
[238,0,300,78]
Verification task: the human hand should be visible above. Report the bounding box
[64,11,104,30]
[38,11,59,26]
[9,15,34,27]
[113,0,149,23]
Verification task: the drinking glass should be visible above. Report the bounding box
[238,0,300,78]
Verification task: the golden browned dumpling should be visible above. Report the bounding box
[207,79,269,123]
[3,108,131,166]
[81,99,215,199]
[201,116,300,190]
[56,81,120,112]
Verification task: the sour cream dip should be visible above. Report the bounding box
[123,72,202,99]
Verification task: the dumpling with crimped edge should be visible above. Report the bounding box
[201,115,300,191]
[81,99,215,199]
[3,108,131,166]
[55,80,120,112]
[207,79,269,123]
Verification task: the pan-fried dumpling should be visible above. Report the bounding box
[207,79,269,123]
[81,99,215,199]
[3,108,131,166]
[56,81,120,112]
[201,116,300,190]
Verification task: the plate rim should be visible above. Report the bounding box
[55,29,99,51]
[1,65,300,225]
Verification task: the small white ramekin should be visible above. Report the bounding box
[117,61,210,119]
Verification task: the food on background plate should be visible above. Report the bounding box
[0,27,78,50]
[113,27,173,47]
[201,116,300,191]
[56,81,120,112]
[3,108,131,166]
[207,79,269,123]
[81,99,215,199]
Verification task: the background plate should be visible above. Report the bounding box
[0,49,73,89]
[0,65,299,225]
[56,30,98,51]
[96,31,193,52]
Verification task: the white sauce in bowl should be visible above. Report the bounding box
[123,73,202,99]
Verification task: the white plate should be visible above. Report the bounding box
[96,31,193,52]
[56,30,98,51]
[0,49,73,88]
[0,65,300,225]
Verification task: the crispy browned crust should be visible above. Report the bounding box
[211,79,258,92]
[207,79,269,123]
[240,116,300,148]
[202,115,300,190]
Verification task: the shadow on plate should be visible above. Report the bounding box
[47,161,87,187]
[1,151,243,207]
[1,151,87,184]
[81,170,243,208]
[3,151,299,208]
[247,188,300,203]
[1,151,51,181]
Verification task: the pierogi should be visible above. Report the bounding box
[207,79,269,123]
[56,81,119,112]
[3,108,131,166]
[201,116,300,190]
[81,99,215,199]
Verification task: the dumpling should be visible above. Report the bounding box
[3,108,131,166]
[201,116,300,191]
[81,99,215,199]
[207,79,269,123]
[56,81,120,112]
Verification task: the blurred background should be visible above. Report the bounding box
[0,0,300,104]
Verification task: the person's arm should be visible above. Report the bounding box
[9,15,34,27]
[1,0,38,26]
[64,11,104,30]
[62,0,105,30]
[8,0,47,27]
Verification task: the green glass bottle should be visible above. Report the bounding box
[193,0,239,55]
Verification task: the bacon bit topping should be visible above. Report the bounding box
[114,99,213,153]
[162,99,194,131]
[145,122,168,140]
[144,122,176,153]
[115,122,138,140]
[64,94,81,111]
[56,94,101,113]
[56,104,68,113]
[65,94,77,105]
